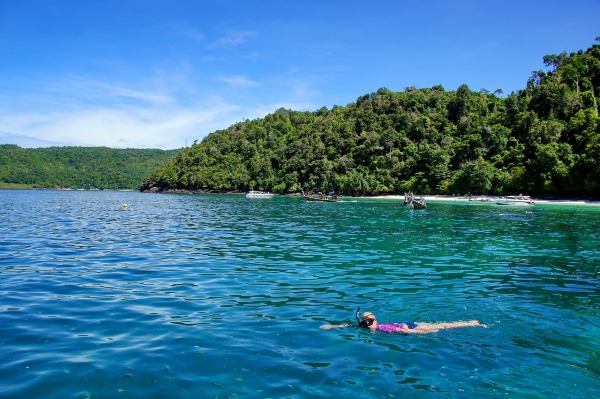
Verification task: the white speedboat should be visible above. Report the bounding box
[496,195,535,206]
[245,191,274,198]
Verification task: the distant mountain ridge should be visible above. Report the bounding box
[0,145,179,190]
[142,39,600,198]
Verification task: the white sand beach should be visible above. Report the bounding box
[373,195,600,206]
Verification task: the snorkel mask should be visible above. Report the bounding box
[356,307,374,328]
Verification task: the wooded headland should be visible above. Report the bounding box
[141,39,600,198]
[0,146,178,190]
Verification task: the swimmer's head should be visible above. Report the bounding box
[359,311,376,328]
[362,311,375,320]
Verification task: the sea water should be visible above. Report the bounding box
[0,190,599,398]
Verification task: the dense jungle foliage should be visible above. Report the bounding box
[0,145,179,189]
[142,39,600,197]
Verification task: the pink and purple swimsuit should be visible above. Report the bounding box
[377,322,419,333]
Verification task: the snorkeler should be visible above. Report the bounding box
[320,308,488,334]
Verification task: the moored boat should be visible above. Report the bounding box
[246,191,274,198]
[496,195,535,206]
[404,192,427,209]
[469,196,490,202]
[302,191,339,202]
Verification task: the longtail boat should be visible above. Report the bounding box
[303,192,339,202]
[404,192,427,209]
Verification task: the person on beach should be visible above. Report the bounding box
[320,309,488,334]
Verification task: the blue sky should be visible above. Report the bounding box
[1,0,598,150]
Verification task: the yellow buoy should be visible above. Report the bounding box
[123,203,128,208]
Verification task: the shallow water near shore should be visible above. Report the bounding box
[1,190,599,398]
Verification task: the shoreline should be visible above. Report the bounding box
[372,195,600,206]
[5,187,600,206]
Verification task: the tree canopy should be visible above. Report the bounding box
[142,40,600,198]
[0,145,178,189]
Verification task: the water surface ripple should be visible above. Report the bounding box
[1,190,599,398]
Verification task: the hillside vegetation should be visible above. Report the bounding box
[0,145,179,189]
[142,39,600,198]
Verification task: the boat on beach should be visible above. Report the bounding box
[496,195,535,206]
[302,191,339,202]
[246,191,274,198]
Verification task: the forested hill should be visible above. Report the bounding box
[140,39,596,198]
[0,145,179,190]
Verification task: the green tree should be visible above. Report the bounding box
[450,158,496,194]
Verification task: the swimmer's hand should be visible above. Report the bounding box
[320,324,347,330]
[320,325,337,330]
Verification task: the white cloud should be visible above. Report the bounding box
[0,75,244,149]
[0,66,324,150]
[1,105,236,149]
[244,51,260,59]
[217,75,260,88]
[0,97,320,150]
[0,131,60,148]
[70,78,176,104]
[8,75,176,108]
[186,30,205,41]
[291,82,320,99]
[99,84,175,103]
[209,31,256,48]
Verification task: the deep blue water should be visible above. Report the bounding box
[1,189,599,398]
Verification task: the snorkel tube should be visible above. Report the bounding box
[355,307,361,325]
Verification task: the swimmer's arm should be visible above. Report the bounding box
[320,324,353,330]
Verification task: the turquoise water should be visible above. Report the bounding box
[1,190,599,398]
